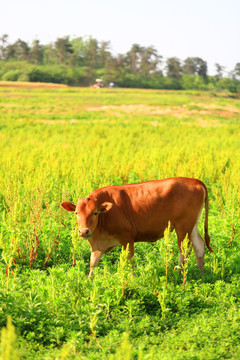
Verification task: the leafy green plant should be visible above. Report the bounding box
[0,317,20,360]
[180,235,191,292]
[109,332,132,360]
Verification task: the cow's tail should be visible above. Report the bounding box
[203,183,213,253]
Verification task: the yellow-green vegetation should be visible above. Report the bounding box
[0,83,240,359]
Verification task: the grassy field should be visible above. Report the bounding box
[0,83,240,359]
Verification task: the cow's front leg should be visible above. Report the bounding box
[88,250,103,279]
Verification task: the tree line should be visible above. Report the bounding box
[0,34,239,92]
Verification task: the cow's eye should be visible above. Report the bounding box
[94,212,98,216]
[75,211,78,215]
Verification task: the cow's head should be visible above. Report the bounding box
[61,197,112,238]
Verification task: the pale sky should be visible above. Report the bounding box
[1,0,239,75]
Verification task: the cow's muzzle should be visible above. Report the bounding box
[78,228,92,239]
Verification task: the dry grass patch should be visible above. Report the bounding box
[86,103,240,119]
[0,81,68,89]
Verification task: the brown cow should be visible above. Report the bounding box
[61,177,213,279]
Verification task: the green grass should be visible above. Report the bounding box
[0,84,240,359]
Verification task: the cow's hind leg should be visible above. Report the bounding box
[190,221,205,270]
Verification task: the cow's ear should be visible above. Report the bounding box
[61,202,76,212]
[99,202,113,213]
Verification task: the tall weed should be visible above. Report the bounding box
[0,317,20,360]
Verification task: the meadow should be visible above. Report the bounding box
[0,83,240,359]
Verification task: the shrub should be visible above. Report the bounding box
[28,67,52,83]
[17,73,30,82]
[2,70,21,81]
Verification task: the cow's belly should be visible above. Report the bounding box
[133,216,169,242]
[134,230,164,243]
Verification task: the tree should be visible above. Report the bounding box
[104,56,118,82]
[70,37,86,65]
[233,63,240,79]
[183,57,207,78]
[6,39,30,61]
[5,43,15,60]
[166,57,182,78]
[85,37,99,69]
[16,39,30,61]
[139,46,162,75]
[215,63,225,80]
[98,41,112,68]
[43,43,55,65]
[195,58,207,78]
[116,53,126,67]
[113,54,127,81]
[126,44,143,74]
[29,40,44,64]
[0,34,8,59]
[182,57,196,75]
[55,37,73,64]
